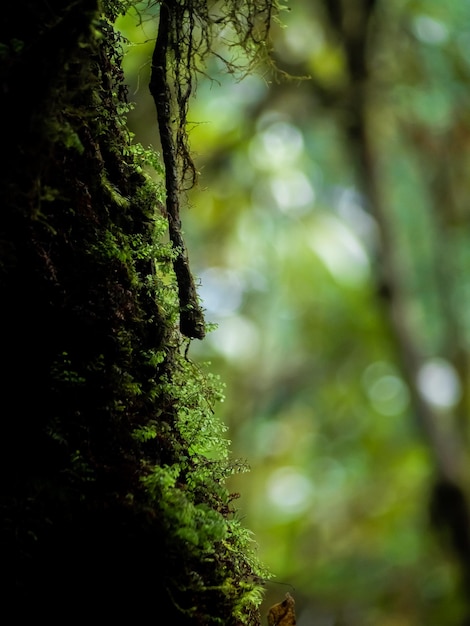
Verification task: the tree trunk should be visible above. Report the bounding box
[0,2,266,622]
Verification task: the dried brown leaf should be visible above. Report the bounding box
[267,592,296,626]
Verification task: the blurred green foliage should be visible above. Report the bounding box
[117,1,470,623]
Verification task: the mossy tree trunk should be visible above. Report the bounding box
[0,1,269,622]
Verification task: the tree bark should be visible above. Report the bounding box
[0,2,264,623]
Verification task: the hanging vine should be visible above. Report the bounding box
[149,0,206,339]
[148,0,282,339]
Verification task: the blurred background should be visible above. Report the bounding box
[117,1,470,623]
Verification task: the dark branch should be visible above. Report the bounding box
[149,1,205,340]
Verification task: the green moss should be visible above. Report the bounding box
[1,0,276,623]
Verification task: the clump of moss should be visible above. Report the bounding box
[1,1,277,623]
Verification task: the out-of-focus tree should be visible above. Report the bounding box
[118,1,470,624]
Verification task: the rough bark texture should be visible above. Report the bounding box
[0,2,265,622]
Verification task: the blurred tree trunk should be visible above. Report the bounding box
[318,0,470,614]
